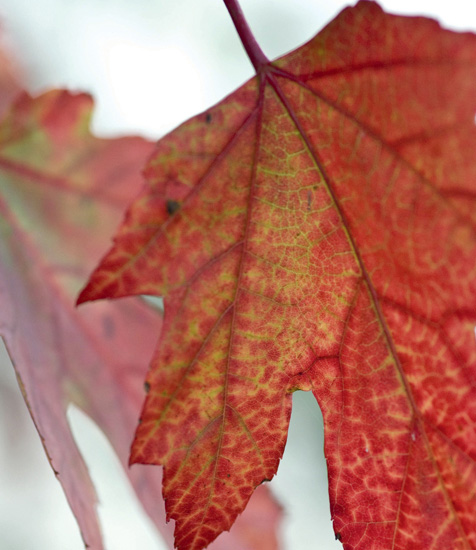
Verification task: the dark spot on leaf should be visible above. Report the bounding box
[335,532,342,541]
[205,112,212,123]
[166,199,180,215]
[102,315,115,339]
[227,474,231,478]
[144,381,151,394]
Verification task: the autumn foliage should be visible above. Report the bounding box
[3,1,476,549]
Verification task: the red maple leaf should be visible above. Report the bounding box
[79,1,476,548]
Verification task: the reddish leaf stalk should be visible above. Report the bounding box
[223,0,269,73]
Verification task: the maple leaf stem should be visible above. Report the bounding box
[223,0,269,73]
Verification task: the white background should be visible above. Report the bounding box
[0,1,475,550]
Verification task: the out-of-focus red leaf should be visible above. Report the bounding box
[211,484,282,550]
[0,89,160,549]
[80,1,476,549]
[0,29,22,117]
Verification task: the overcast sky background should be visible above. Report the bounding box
[0,1,475,550]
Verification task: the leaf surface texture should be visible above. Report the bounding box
[80,2,476,548]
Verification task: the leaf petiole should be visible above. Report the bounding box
[223,0,269,73]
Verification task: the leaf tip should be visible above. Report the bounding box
[76,280,104,306]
